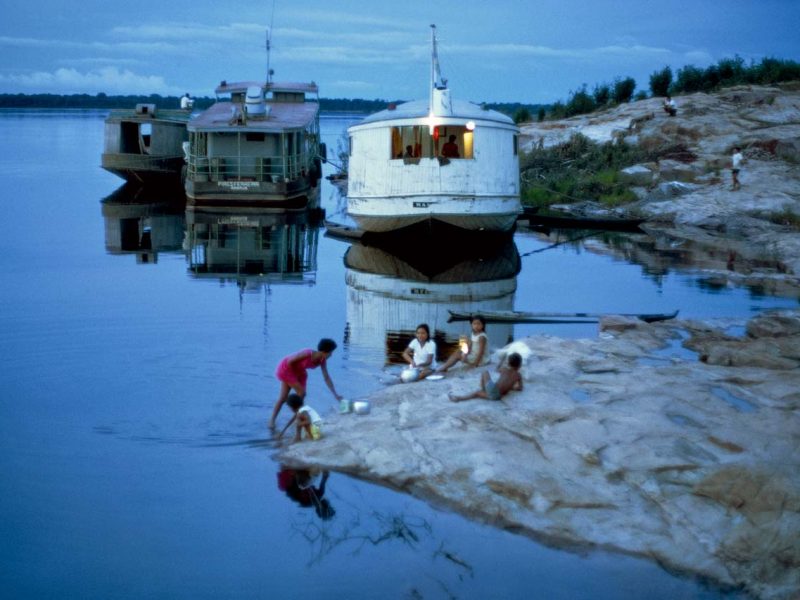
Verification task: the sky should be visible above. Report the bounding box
[2,0,799,104]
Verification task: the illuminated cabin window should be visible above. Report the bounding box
[390,125,474,160]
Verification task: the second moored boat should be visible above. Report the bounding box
[184,79,324,210]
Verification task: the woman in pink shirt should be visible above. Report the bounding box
[269,338,342,429]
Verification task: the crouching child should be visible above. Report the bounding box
[280,393,323,441]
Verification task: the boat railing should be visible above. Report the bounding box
[187,151,313,183]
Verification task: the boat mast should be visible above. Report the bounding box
[266,0,276,84]
[429,24,452,117]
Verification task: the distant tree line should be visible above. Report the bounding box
[4,55,796,120]
[539,55,800,123]
[0,93,215,110]
[649,56,800,97]
[0,93,547,120]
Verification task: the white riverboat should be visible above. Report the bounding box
[346,25,521,233]
[184,80,323,209]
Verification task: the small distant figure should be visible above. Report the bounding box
[269,338,342,429]
[180,92,194,110]
[441,134,460,158]
[437,315,489,373]
[402,323,437,380]
[663,95,677,117]
[449,352,523,403]
[404,145,414,158]
[279,393,323,441]
[731,146,744,191]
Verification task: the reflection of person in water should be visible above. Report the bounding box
[277,467,335,520]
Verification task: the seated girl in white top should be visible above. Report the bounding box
[437,315,489,373]
[402,323,437,380]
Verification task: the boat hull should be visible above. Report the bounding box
[348,194,520,233]
[101,153,186,185]
[185,177,319,211]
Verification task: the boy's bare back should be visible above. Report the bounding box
[495,367,523,396]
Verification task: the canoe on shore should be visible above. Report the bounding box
[324,219,365,241]
[518,207,645,232]
[448,309,679,324]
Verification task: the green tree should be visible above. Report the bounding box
[649,66,672,97]
[593,83,611,106]
[612,77,636,103]
[513,107,532,124]
[565,85,596,117]
[673,65,705,93]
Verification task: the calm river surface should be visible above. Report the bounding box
[1,110,795,599]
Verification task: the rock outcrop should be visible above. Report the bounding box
[278,311,800,600]
[519,83,800,282]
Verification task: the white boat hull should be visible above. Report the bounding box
[348,194,520,233]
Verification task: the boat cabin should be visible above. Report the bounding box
[101,104,190,184]
[185,81,321,205]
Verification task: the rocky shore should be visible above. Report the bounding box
[519,82,800,288]
[279,311,800,599]
[279,85,800,599]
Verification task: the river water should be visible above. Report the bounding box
[1,110,795,599]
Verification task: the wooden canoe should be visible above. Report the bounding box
[447,309,679,324]
[518,207,645,232]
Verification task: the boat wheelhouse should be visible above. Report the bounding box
[101,104,191,185]
[346,25,521,233]
[184,81,323,209]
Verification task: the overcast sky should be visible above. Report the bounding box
[2,0,799,103]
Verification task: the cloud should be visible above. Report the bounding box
[444,42,673,62]
[0,67,180,95]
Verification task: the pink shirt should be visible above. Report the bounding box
[275,349,325,386]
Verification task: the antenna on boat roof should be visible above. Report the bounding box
[266,0,276,84]
[430,24,447,91]
[429,24,452,117]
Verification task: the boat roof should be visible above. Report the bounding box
[188,100,319,133]
[215,81,319,95]
[352,98,515,128]
[105,108,191,125]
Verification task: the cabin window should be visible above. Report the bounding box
[245,132,265,142]
[390,125,473,159]
[349,136,353,157]
[513,134,518,156]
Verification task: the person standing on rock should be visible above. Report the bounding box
[731,147,744,191]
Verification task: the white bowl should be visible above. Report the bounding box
[400,368,419,383]
[352,401,371,415]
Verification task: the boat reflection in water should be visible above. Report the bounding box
[344,235,520,367]
[184,206,323,292]
[101,183,186,264]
